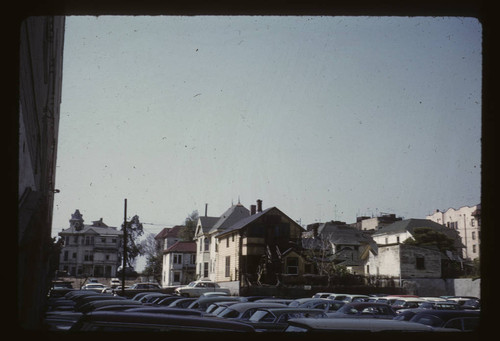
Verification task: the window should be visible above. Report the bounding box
[472,231,476,240]
[416,257,425,270]
[204,237,209,251]
[286,257,299,275]
[226,237,229,247]
[173,272,180,282]
[385,237,388,244]
[225,256,230,277]
[112,238,117,243]
[101,238,106,243]
[396,236,400,243]
[203,262,209,277]
[471,219,475,227]
[72,252,76,259]
[84,250,93,261]
[472,244,477,253]
[173,254,182,264]
[63,251,68,261]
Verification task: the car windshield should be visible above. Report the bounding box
[217,308,239,318]
[393,300,406,306]
[187,282,197,287]
[412,314,446,327]
[249,310,275,322]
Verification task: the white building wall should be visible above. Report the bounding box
[372,231,412,245]
[426,205,480,260]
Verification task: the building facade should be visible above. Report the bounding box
[162,241,196,287]
[194,203,250,281]
[58,210,123,277]
[426,205,481,260]
[18,16,65,329]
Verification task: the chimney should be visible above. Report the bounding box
[257,199,262,213]
[250,205,256,215]
[205,203,208,217]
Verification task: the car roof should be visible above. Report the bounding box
[125,307,205,316]
[412,310,480,319]
[343,302,392,307]
[254,307,326,314]
[220,302,287,312]
[287,317,435,331]
[72,311,255,332]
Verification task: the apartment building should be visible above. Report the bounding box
[426,204,481,260]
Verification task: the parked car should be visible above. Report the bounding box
[200,291,229,297]
[285,317,438,332]
[44,311,83,331]
[124,307,207,317]
[327,294,370,302]
[155,295,184,306]
[81,283,108,293]
[246,307,327,332]
[216,302,289,320]
[187,296,247,311]
[109,278,121,288]
[205,301,240,314]
[329,302,397,319]
[409,310,480,331]
[70,311,256,332]
[114,282,172,298]
[167,297,197,308]
[391,297,426,311]
[78,299,143,313]
[393,309,423,321]
[174,280,231,297]
[376,295,419,305]
[417,301,461,311]
[312,292,337,299]
[138,293,171,303]
[255,298,294,305]
[74,295,127,311]
[462,298,480,310]
[288,298,344,314]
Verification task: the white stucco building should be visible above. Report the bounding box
[426,204,481,261]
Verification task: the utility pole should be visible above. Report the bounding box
[121,198,127,296]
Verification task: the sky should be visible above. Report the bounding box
[51,16,482,252]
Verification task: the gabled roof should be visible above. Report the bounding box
[320,223,376,246]
[155,228,170,240]
[373,218,464,248]
[197,216,220,235]
[155,225,184,240]
[215,206,303,238]
[164,241,196,254]
[208,204,250,234]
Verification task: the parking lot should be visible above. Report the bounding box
[44,283,480,332]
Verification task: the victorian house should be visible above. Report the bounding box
[58,209,123,277]
[195,200,305,286]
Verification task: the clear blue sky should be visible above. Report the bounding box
[52,16,481,243]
